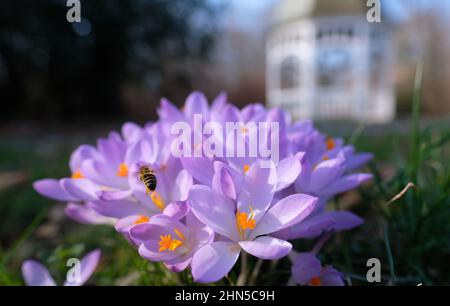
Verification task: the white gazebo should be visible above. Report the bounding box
[266,0,395,123]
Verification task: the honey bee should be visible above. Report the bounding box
[139,166,157,194]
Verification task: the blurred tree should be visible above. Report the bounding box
[0,0,218,122]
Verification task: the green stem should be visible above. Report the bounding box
[236,252,248,286]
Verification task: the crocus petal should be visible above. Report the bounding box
[165,257,192,272]
[191,241,240,283]
[89,199,149,218]
[345,152,373,172]
[122,122,144,144]
[22,260,56,286]
[321,173,372,196]
[158,98,183,122]
[188,185,239,241]
[138,239,181,262]
[237,160,277,223]
[210,91,227,112]
[33,179,77,202]
[309,157,345,192]
[180,156,214,185]
[281,213,335,240]
[64,203,114,225]
[291,253,322,285]
[172,170,193,201]
[212,165,237,200]
[64,249,101,286]
[98,190,133,201]
[184,91,209,118]
[275,156,302,191]
[61,178,99,202]
[320,267,345,286]
[163,201,189,220]
[252,194,318,238]
[239,236,292,260]
[69,145,99,173]
[328,211,364,231]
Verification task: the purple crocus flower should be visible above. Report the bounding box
[290,252,344,286]
[295,153,372,203]
[188,160,318,283]
[129,213,214,272]
[21,249,101,286]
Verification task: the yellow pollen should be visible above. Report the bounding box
[133,215,150,225]
[322,155,329,161]
[243,164,250,174]
[150,191,165,211]
[71,171,84,179]
[326,138,335,151]
[236,209,256,235]
[116,163,129,177]
[309,276,322,286]
[158,234,183,252]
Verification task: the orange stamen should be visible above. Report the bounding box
[71,171,84,179]
[133,215,150,225]
[150,191,165,211]
[236,208,256,236]
[243,164,250,174]
[116,163,129,177]
[326,138,335,150]
[309,276,322,286]
[158,234,183,252]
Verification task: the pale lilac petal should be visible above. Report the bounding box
[282,213,335,240]
[122,122,144,144]
[130,214,188,242]
[64,203,114,225]
[309,157,345,192]
[188,185,239,241]
[33,179,77,202]
[328,211,364,231]
[321,173,372,196]
[158,98,183,122]
[89,199,148,218]
[275,156,302,191]
[64,249,101,286]
[165,258,192,272]
[69,145,99,173]
[172,170,193,201]
[191,241,240,283]
[237,160,277,223]
[291,253,322,285]
[61,178,99,202]
[252,194,317,238]
[212,165,236,200]
[180,156,214,185]
[125,138,158,165]
[210,91,227,112]
[98,190,133,201]
[239,236,291,260]
[184,91,209,118]
[22,260,56,286]
[163,201,189,220]
[115,215,146,236]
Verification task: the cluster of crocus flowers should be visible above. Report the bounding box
[33,91,372,285]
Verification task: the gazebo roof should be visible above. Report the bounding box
[272,0,369,26]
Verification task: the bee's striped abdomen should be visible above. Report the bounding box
[139,166,157,193]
